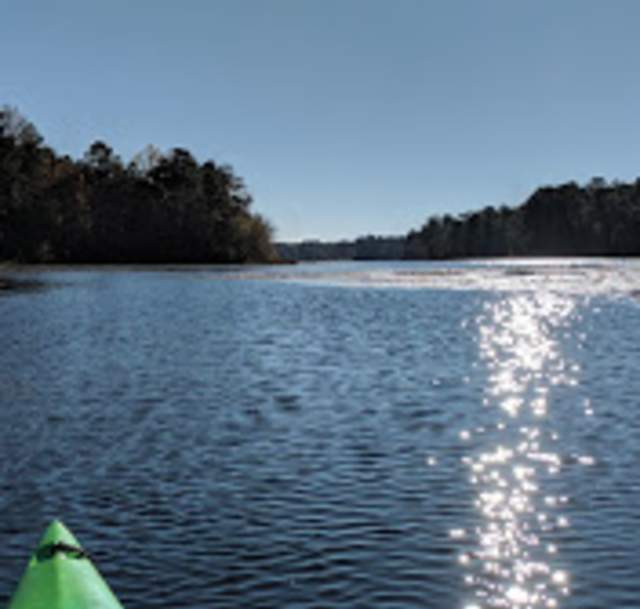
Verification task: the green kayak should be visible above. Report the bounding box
[6,520,124,609]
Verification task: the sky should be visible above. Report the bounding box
[2,0,640,242]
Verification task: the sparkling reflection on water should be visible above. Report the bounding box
[458,294,587,609]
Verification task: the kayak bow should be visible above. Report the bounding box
[6,520,124,609]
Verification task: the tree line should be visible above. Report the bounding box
[278,177,640,261]
[0,106,276,263]
[276,235,404,261]
[405,177,640,259]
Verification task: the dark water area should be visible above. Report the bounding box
[0,261,639,608]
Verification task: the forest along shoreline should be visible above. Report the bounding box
[3,105,640,266]
[278,177,640,261]
[0,106,276,265]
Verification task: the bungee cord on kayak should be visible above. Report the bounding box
[35,542,89,562]
[6,521,125,609]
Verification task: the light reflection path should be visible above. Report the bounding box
[458,294,581,609]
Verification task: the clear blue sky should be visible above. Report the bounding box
[2,0,640,241]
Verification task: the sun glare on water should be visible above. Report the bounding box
[457,294,581,609]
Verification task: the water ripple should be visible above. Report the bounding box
[0,264,639,608]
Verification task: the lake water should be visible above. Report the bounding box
[1,259,639,609]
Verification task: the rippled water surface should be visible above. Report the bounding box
[1,260,640,609]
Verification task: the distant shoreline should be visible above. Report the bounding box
[2,253,639,272]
